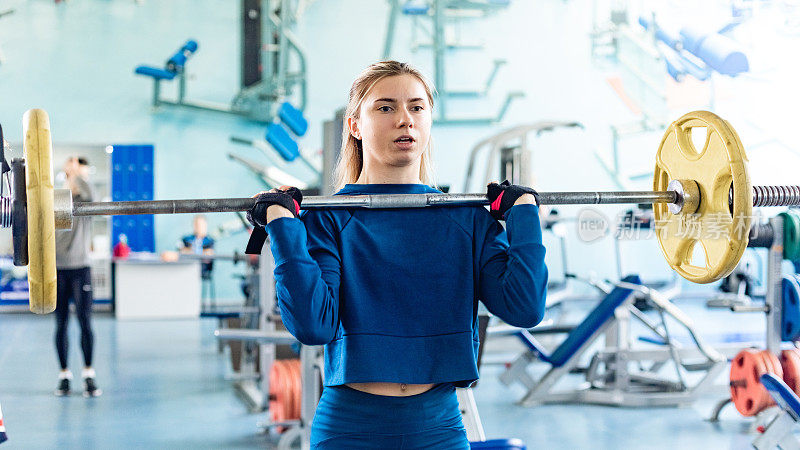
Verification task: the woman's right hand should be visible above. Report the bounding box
[247,186,303,227]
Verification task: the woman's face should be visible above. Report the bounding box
[351,74,432,171]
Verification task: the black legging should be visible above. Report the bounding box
[55,267,94,370]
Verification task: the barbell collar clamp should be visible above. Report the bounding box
[667,180,700,215]
[53,189,72,230]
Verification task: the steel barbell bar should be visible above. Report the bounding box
[70,191,676,217]
[65,187,800,218]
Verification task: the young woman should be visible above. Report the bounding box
[54,156,101,398]
[247,61,548,449]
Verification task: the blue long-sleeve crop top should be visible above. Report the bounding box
[266,183,548,387]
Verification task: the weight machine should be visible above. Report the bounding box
[135,0,307,123]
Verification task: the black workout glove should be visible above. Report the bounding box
[246,187,303,227]
[487,180,540,221]
[245,187,303,255]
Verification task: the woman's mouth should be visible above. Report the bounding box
[394,136,415,149]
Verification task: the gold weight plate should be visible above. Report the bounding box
[23,109,56,314]
[653,111,752,283]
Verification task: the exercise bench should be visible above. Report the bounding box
[500,275,725,407]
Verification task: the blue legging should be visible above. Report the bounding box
[311,383,470,449]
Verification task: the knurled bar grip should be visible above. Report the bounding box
[752,186,800,207]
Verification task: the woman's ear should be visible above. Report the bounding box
[347,116,362,140]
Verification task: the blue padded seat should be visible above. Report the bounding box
[200,311,241,319]
[266,123,300,162]
[515,275,641,367]
[166,39,198,72]
[679,27,749,76]
[278,102,308,137]
[761,373,800,419]
[403,1,429,15]
[135,66,176,81]
[470,438,526,450]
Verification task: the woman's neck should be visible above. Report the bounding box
[355,165,422,185]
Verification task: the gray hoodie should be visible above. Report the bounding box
[55,176,94,269]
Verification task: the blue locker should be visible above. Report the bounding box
[111,145,155,252]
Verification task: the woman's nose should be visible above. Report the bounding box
[398,110,413,128]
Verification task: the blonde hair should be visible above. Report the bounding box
[334,61,436,191]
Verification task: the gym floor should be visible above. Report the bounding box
[0,0,796,448]
[0,297,763,449]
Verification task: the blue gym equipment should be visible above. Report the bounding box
[637,17,749,82]
[134,1,307,123]
[753,373,800,449]
[230,101,320,189]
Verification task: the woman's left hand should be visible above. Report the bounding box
[486,180,540,221]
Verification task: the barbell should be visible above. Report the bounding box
[13,109,800,313]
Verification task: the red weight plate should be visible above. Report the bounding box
[762,350,784,379]
[760,351,782,409]
[781,350,797,391]
[289,359,302,420]
[791,350,800,395]
[756,352,773,412]
[284,359,298,421]
[269,359,303,428]
[269,361,282,424]
[269,361,291,427]
[789,349,800,395]
[730,349,770,416]
[781,349,800,396]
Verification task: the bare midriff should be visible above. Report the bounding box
[346,382,435,396]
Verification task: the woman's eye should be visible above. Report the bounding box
[411,106,424,112]
[378,106,392,112]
